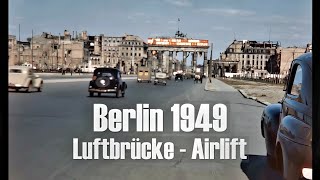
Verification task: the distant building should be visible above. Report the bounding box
[119,34,147,73]
[8,35,18,65]
[102,36,123,68]
[219,40,279,76]
[9,31,147,73]
[274,46,307,75]
[86,34,102,68]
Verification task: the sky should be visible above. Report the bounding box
[9,0,312,60]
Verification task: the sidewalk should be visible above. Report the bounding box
[218,78,284,105]
[204,78,237,92]
[203,78,280,106]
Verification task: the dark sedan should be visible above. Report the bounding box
[88,68,127,97]
[175,74,183,81]
[261,52,312,180]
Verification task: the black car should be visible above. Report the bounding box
[261,52,312,180]
[175,74,183,81]
[88,68,127,97]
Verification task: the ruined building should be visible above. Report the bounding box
[219,40,279,77]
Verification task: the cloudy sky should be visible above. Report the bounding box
[9,0,311,59]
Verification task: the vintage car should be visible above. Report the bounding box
[194,72,203,83]
[137,66,151,83]
[8,66,43,92]
[261,52,312,180]
[175,73,184,81]
[88,68,127,97]
[154,72,167,85]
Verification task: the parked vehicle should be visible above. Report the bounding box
[8,66,43,92]
[88,68,127,97]
[137,66,151,83]
[261,52,312,180]
[154,72,167,85]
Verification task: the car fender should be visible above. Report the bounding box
[261,103,281,155]
[33,78,43,88]
[277,115,312,179]
[122,82,127,90]
[24,78,32,87]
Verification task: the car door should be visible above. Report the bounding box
[279,62,311,144]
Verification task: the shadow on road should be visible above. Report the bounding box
[87,95,119,98]
[9,90,40,93]
[240,155,284,180]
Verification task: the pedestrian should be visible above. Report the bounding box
[71,69,73,76]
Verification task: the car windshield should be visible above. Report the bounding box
[94,69,118,77]
[9,69,22,73]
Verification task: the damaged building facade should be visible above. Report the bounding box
[9,31,147,73]
[8,30,90,70]
[219,40,311,77]
[8,35,18,66]
[219,40,279,77]
[84,34,147,73]
[268,45,309,75]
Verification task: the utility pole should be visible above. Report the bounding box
[293,51,295,60]
[18,24,20,65]
[51,44,54,70]
[62,42,65,67]
[58,33,61,69]
[208,43,213,83]
[269,26,271,42]
[132,44,135,74]
[31,29,33,69]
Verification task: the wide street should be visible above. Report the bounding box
[9,76,278,180]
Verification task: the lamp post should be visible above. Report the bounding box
[31,29,34,69]
[18,24,20,65]
[131,44,135,74]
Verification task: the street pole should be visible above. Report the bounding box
[132,44,134,74]
[51,44,54,70]
[209,43,213,83]
[62,42,64,67]
[31,29,33,69]
[58,33,61,69]
[18,24,20,65]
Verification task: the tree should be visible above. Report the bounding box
[266,54,280,74]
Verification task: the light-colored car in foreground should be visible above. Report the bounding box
[8,66,43,92]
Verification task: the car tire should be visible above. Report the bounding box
[267,153,277,168]
[116,88,121,98]
[37,82,43,92]
[89,92,94,97]
[26,82,32,93]
[275,147,284,174]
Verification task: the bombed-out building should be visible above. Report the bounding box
[219,40,279,77]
